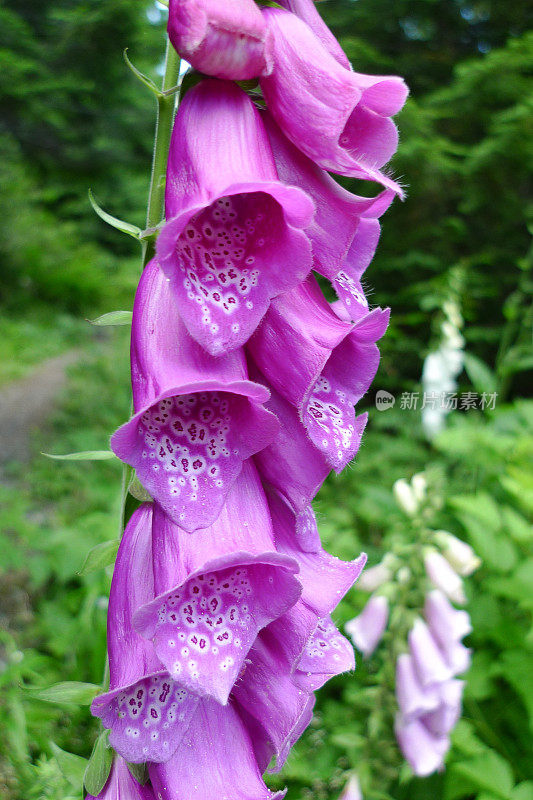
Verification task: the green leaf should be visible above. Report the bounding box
[88,190,141,239]
[451,751,514,799]
[42,450,117,461]
[29,681,101,706]
[84,731,113,796]
[89,311,132,327]
[123,49,161,97]
[127,762,149,785]
[463,352,498,394]
[512,782,533,800]
[78,539,119,575]
[50,742,87,791]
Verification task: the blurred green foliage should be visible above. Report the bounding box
[0,0,532,799]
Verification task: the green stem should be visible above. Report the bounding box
[142,39,181,267]
[117,39,181,540]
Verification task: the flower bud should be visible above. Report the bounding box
[356,554,395,591]
[338,773,363,800]
[434,531,481,576]
[393,478,418,516]
[345,595,389,658]
[411,472,427,504]
[168,0,273,80]
[424,549,466,605]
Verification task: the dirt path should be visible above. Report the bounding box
[0,351,79,467]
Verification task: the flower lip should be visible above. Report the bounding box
[91,670,200,764]
[111,383,279,533]
[133,550,301,706]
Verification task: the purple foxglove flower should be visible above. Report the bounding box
[148,698,287,800]
[394,714,449,776]
[424,590,472,646]
[111,259,279,533]
[338,774,363,800]
[395,653,440,720]
[167,0,273,80]
[264,488,365,677]
[248,276,388,471]
[345,595,389,658]
[276,0,351,68]
[156,80,314,355]
[233,629,316,773]
[421,679,464,738]
[260,9,408,192]
[86,756,155,800]
[263,112,394,317]
[424,549,467,605]
[133,463,302,705]
[252,376,346,512]
[91,505,201,763]
[408,619,453,688]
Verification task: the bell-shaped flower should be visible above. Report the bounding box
[133,463,301,706]
[148,697,287,800]
[276,0,351,68]
[262,491,365,695]
[260,9,408,192]
[263,112,394,318]
[252,375,341,512]
[408,618,453,688]
[86,756,155,799]
[248,276,388,472]
[167,0,273,80]
[233,629,317,774]
[424,590,472,647]
[394,714,450,776]
[345,595,389,658]
[91,505,201,764]
[395,653,440,721]
[156,79,314,355]
[424,548,467,605]
[421,679,464,739]
[111,259,279,533]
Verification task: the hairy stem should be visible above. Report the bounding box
[117,38,181,542]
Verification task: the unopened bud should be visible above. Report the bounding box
[424,549,466,605]
[434,531,481,576]
[393,479,418,516]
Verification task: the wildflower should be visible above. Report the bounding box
[248,276,389,471]
[260,8,408,191]
[86,756,155,799]
[355,554,396,591]
[167,0,273,80]
[263,112,395,317]
[111,259,279,532]
[156,79,314,355]
[393,478,419,516]
[276,0,351,68]
[133,464,302,705]
[345,595,389,658]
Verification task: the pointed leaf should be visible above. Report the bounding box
[42,450,117,462]
[29,681,101,706]
[50,742,87,790]
[89,190,142,239]
[127,762,149,785]
[89,311,133,327]
[79,539,119,576]
[463,352,497,395]
[123,49,161,97]
[84,731,113,797]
